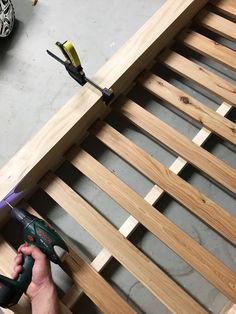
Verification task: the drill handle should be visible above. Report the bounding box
[16,254,34,287]
[0,255,34,308]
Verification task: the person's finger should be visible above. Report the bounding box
[18,243,27,253]
[13,259,22,273]
[14,253,23,266]
[20,245,46,262]
[11,265,23,279]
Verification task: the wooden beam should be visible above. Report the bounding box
[197,9,236,41]
[22,203,136,314]
[138,71,236,144]
[63,101,232,308]
[0,0,208,221]
[67,148,236,302]
[117,96,236,192]
[40,173,207,314]
[91,120,236,241]
[62,255,136,314]
[92,103,233,272]
[159,49,236,106]
[211,0,236,20]
[179,30,236,70]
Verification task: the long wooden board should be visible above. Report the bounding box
[64,101,233,308]
[197,9,236,41]
[116,96,236,192]
[66,148,236,302]
[40,173,206,313]
[22,203,136,314]
[138,71,236,144]
[159,49,236,106]
[179,30,236,70]
[0,0,235,312]
[0,0,209,217]
[211,0,236,19]
[91,121,236,244]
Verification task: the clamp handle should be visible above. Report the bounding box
[47,40,114,105]
[56,41,82,69]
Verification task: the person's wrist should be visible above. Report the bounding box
[30,279,56,302]
[31,281,60,314]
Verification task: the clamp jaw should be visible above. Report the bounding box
[47,41,114,105]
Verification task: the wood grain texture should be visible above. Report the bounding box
[159,49,236,106]
[118,96,236,193]
[0,0,208,219]
[211,0,236,19]
[138,71,236,144]
[41,173,207,314]
[22,203,136,314]
[63,255,136,314]
[179,30,236,70]
[91,121,236,244]
[67,147,236,303]
[197,9,236,41]
[63,215,140,309]
[91,102,233,272]
[63,102,233,308]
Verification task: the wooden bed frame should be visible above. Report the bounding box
[0,0,235,312]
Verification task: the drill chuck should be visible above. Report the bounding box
[11,207,35,229]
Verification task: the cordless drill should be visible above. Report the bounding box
[0,205,68,308]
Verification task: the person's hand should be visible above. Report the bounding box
[12,243,60,314]
[12,243,54,300]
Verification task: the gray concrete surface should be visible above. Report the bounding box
[0,0,165,168]
[0,1,235,313]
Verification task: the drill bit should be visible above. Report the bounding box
[4,200,13,209]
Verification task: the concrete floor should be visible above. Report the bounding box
[0,1,235,313]
[0,0,165,168]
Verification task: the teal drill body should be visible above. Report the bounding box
[0,207,68,308]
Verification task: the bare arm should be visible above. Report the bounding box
[12,244,60,314]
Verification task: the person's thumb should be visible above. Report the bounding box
[20,245,46,262]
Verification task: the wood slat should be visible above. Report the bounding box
[197,9,236,41]
[159,49,236,106]
[179,30,236,70]
[63,102,233,308]
[220,302,236,314]
[40,173,207,314]
[211,0,236,20]
[138,71,236,145]
[62,255,135,314]
[118,96,236,193]
[91,121,236,244]
[0,0,209,214]
[22,203,135,314]
[67,148,236,303]
[63,215,140,309]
